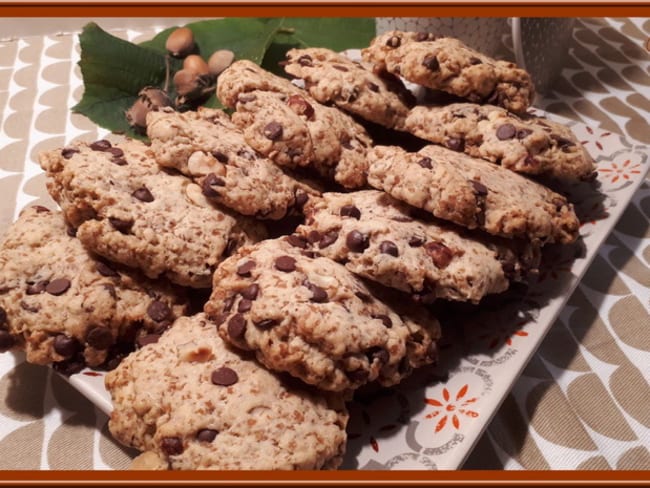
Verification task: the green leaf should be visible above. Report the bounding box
[72,22,170,138]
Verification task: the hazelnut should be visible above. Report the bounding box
[125,87,172,131]
[125,98,149,130]
[173,69,202,97]
[207,49,235,77]
[165,27,195,57]
[183,54,210,76]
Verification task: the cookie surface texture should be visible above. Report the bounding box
[204,238,441,392]
[367,144,580,244]
[296,190,540,303]
[0,207,187,369]
[105,313,349,470]
[39,138,266,288]
[362,31,535,114]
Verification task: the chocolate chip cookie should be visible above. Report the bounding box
[39,138,266,288]
[362,31,535,114]
[217,60,373,189]
[283,47,415,129]
[146,107,316,220]
[367,144,580,244]
[295,190,540,304]
[0,206,188,370]
[204,237,440,392]
[404,103,596,181]
[105,313,349,470]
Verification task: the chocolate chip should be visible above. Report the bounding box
[469,57,483,65]
[46,278,71,296]
[0,307,6,326]
[446,137,465,152]
[237,299,252,313]
[26,280,48,295]
[111,157,128,166]
[517,128,533,139]
[415,31,430,41]
[132,187,154,202]
[90,140,112,151]
[367,81,380,92]
[294,190,309,208]
[263,121,283,141]
[32,205,50,213]
[551,134,575,148]
[223,295,236,313]
[346,230,369,253]
[86,326,113,350]
[96,261,118,277]
[196,429,218,443]
[417,157,433,169]
[109,217,134,234]
[147,301,171,322]
[66,226,77,237]
[333,64,349,72]
[61,148,79,159]
[287,234,308,249]
[496,123,517,140]
[470,180,488,196]
[202,173,226,198]
[103,283,117,300]
[367,347,389,365]
[161,437,184,456]
[212,150,228,163]
[236,148,257,161]
[136,334,161,348]
[106,147,124,158]
[236,260,256,277]
[274,255,297,272]
[372,314,392,328]
[298,54,313,66]
[240,283,259,301]
[425,242,454,268]
[319,231,339,249]
[379,240,399,257]
[52,356,86,376]
[340,205,361,220]
[254,318,278,330]
[392,215,413,223]
[355,291,371,302]
[304,282,328,303]
[0,329,14,352]
[408,235,425,247]
[211,366,239,386]
[53,334,79,357]
[306,230,322,244]
[286,95,315,120]
[227,313,246,340]
[422,54,439,71]
[386,35,401,48]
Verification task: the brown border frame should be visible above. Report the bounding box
[0,5,649,486]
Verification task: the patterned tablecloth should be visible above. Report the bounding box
[0,17,648,471]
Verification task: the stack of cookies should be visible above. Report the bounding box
[0,30,595,470]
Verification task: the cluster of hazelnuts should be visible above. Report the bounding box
[125,27,235,132]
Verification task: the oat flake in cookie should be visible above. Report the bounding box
[404,103,596,181]
[295,190,540,304]
[362,31,535,114]
[146,107,317,220]
[105,313,349,470]
[204,238,441,392]
[283,47,415,130]
[0,206,188,371]
[39,138,266,288]
[367,144,580,245]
